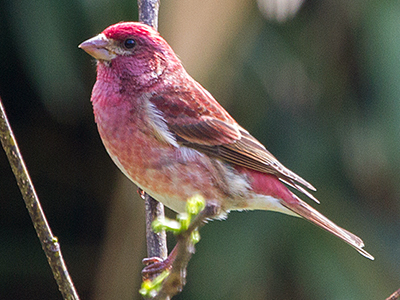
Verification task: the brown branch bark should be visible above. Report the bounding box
[138,0,160,30]
[0,97,80,300]
[137,0,169,271]
[144,193,168,261]
[387,288,400,300]
[154,203,220,299]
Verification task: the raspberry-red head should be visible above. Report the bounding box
[79,22,177,63]
[102,22,159,42]
[79,22,182,87]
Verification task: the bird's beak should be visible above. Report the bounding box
[79,33,116,61]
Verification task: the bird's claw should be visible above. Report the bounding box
[142,256,172,279]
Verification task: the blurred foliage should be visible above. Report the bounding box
[0,0,399,299]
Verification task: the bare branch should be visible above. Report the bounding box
[144,193,168,261]
[138,0,160,30]
[137,0,169,267]
[0,97,80,300]
[387,288,400,300]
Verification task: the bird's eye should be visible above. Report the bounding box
[124,38,136,49]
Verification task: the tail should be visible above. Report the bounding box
[281,195,374,260]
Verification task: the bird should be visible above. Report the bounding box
[79,22,373,260]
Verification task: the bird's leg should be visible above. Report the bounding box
[141,201,221,281]
[142,244,177,279]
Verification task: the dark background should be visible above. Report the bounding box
[0,0,398,299]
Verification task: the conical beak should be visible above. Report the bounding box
[79,33,116,61]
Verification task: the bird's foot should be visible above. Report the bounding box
[142,246,177,279]
[142,257,171,278]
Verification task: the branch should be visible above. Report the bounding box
[137,0,169,266]
[155,202,219,299]
[144,193,168,261]
[138,0,160,30]
[387,288,400,300]
[0,97,80,300]
[140,196,220,299]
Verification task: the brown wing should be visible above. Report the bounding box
[191,127,317,194]
[169,118,240,146]
[150,78,316,193]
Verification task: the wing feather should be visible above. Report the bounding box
[149,77,315,196]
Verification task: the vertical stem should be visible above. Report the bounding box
[138,0,160,30]
[137,0,168,263]
[387,288,400,300]
[0,98,80,300]
[144,194,168,260]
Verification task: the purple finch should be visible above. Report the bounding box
[79,22,373,260]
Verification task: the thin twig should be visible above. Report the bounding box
[138,0,160,30]
[154,203,220,299]
[144,193,168,261]
[137,0,169,266]
[387,288,400,300]
[0,97,80,300]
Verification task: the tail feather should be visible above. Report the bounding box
[281,196,374,260]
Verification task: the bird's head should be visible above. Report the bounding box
[79,22,177,80]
